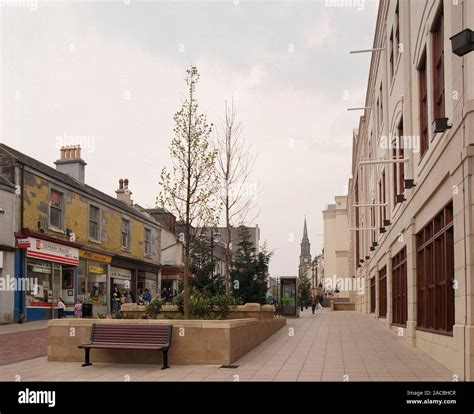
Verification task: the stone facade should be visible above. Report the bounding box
[346,0,474,380]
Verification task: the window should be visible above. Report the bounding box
[432,5,445,120]
[379,266,387,318]
[389,29,394,80]
[121,219,130,249]
[394,1,400,64]
[379,170,386,227]
[398,119,405,196]
[392,118,405,205]
[370,276,376,313]
[144,228,151,256]
[371,202,376,246]
[418,50,429,157]
[392,246,407,326]
[50,189,63,229]
[416,201,454,334]
[89,205,100,241]
[380,86,384,129]
[355,179,360,265]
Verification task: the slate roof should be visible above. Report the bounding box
[0,143,157,225]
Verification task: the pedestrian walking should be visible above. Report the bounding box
[74,299,82,318]
[57,297,66,318]
[143,288,152,304]
[310,289,318,315]
[112,286,121,316]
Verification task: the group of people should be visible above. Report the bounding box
[57,297,83,318]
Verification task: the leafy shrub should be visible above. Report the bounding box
[145,299,163,318]
[189,290,213,319]
[212,294,239,319]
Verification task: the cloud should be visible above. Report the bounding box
[1,1,376,276]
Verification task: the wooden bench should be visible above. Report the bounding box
[78,324,173,369]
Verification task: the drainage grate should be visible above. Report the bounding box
[220,364,239,369]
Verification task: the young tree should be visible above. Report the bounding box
[158,66,220,318]
[299,272,312,309]
[215,100,258,294]
[230,226,272,304]
[190,231,224,295]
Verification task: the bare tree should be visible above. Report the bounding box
[215,100,259,294]
[158,66,220,318]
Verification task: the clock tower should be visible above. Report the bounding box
[299,218,312,278]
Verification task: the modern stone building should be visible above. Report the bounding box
[322,196,351,299]
[347,0,474,380]
[0,144,162,321]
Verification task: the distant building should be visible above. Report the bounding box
[298,218,312,278]
[213,225,260,255]
[322,196,350,299]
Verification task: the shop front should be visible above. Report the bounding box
[111,256,160,306]
[17,236,79,321]
[77,250,112,317]
[160,266,184,294]
[137,271,159,301]
[110,266,132,308]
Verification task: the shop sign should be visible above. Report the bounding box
[17,238,31,248]
[110,267,131,280]
[25,237,79,266]
[80,250,112,264]
[89,265,105,274]
[32,264,52,274]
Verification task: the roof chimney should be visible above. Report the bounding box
[54,145,87,183]
[116,178,133,205]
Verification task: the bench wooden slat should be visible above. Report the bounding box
[78,323,173,369]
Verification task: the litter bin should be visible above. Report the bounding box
[82,303,93,318]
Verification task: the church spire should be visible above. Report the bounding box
[299,217,312,277]
[303,217,309,241]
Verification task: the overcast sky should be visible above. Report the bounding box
[1,0,377,276]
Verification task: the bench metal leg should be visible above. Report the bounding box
[82,348,92,367]
[161,349,169,370]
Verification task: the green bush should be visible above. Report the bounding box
[145,299,163,318]
[189,290,213,319]
[176,289,238,319]
[212,294,238,319]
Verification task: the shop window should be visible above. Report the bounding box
[392,246,407,326]
[432,4,445,120]
[379,266,387,318]
[370,276,376,313]
[121,218,130,249]
[144,228,152,256]
[26,259,53,307]
[416,201,454,334]
[418,49,428,157]
[50,189,64,229]
[89,205,100,241]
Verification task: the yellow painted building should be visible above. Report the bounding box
[0,143,161,321]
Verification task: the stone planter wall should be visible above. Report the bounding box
[47,315,286,366]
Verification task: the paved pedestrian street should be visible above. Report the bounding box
[0,321,48,366]
[0,310,453,382]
